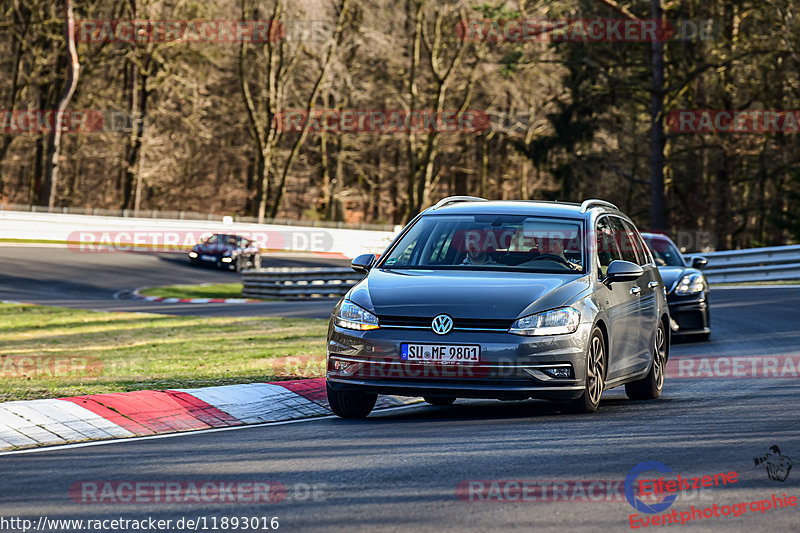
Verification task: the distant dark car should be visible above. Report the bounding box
[642,233,710,341]
[188,234,261,272]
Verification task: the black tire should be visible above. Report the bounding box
[423,396,456,406]
[625,320,667,400]
[252,254,262,269]
[233,257,243,272]
[327,382,377,419]
[562,327,606,414]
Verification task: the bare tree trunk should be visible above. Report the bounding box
[239,0,297,222]
[30,136,45,205]
[44,0,80,209]
[268,0,351,219]
[127,67,148,213]
[320,132,332,219]
[649,0,667,231]
[0,1,32,197]
[403,0,423,220]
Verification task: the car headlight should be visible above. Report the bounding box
[674,273,705,295]
[334,301,380,331]
[188,251,197,258]
[508,307,580,336]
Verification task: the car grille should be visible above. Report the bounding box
[377,315,514,332]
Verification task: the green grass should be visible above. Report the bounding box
[0,303,327,401]
[0,238,67,245]
[139,283,252,300]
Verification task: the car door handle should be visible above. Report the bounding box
[630,286,641,296]
[648,281,659,291]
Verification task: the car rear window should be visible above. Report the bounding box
[645,236,685,267]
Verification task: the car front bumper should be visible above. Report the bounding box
[326,323,592,401]
[667,292,709,336]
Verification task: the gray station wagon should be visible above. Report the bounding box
[326,197,670,417]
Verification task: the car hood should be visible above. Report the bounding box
[348,268,591,319]
[657,266,700,291]
[195,243,234,253]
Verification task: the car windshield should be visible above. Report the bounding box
[205,234,237,246]
[381,214,584,272]
[644,236,685,267]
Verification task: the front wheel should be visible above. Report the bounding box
[327,382,377,419]
[251,254,262,269]
[562,327,606,414]
[625,321,667,400]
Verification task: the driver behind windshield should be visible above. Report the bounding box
[460,226,497,266]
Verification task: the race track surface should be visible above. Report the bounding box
[0,245,349,318]
[1,246,799,531]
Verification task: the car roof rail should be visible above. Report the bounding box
[579,199,618,213]
[430,196,488,210]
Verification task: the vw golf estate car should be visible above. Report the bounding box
[642,232,710,340]
[326,197,670,417]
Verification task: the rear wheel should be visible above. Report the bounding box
[625,321,667,400]
[423,396,456,406]
[563,327,606,414]
[251,254,262,269]
[327,382,377,419]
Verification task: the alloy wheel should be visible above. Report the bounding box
[653,325,666,390]
[586,334,605,405]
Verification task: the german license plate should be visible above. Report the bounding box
[200,255,216,261]
[400,344,480,364]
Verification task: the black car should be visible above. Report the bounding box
[188,234,262,272]
[326,197,671,418]
[641,233,710,341]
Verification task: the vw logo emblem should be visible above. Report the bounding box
[431,314,453,335]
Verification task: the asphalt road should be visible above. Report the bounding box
[0,245,349,317]
[2,284,799,532]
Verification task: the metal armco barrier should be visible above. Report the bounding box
[694,245,800,284]
[240,244,800,299]
[242,267,365,299]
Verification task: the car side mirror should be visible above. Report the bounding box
[690,256,708,269]
[604,260,644,285]
[351,253,377,274]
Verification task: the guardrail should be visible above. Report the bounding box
[0,210,397,259]
[692,245,800,284]
[240,244,800,299]
[0,203,396,231]
[242,267,364,299]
